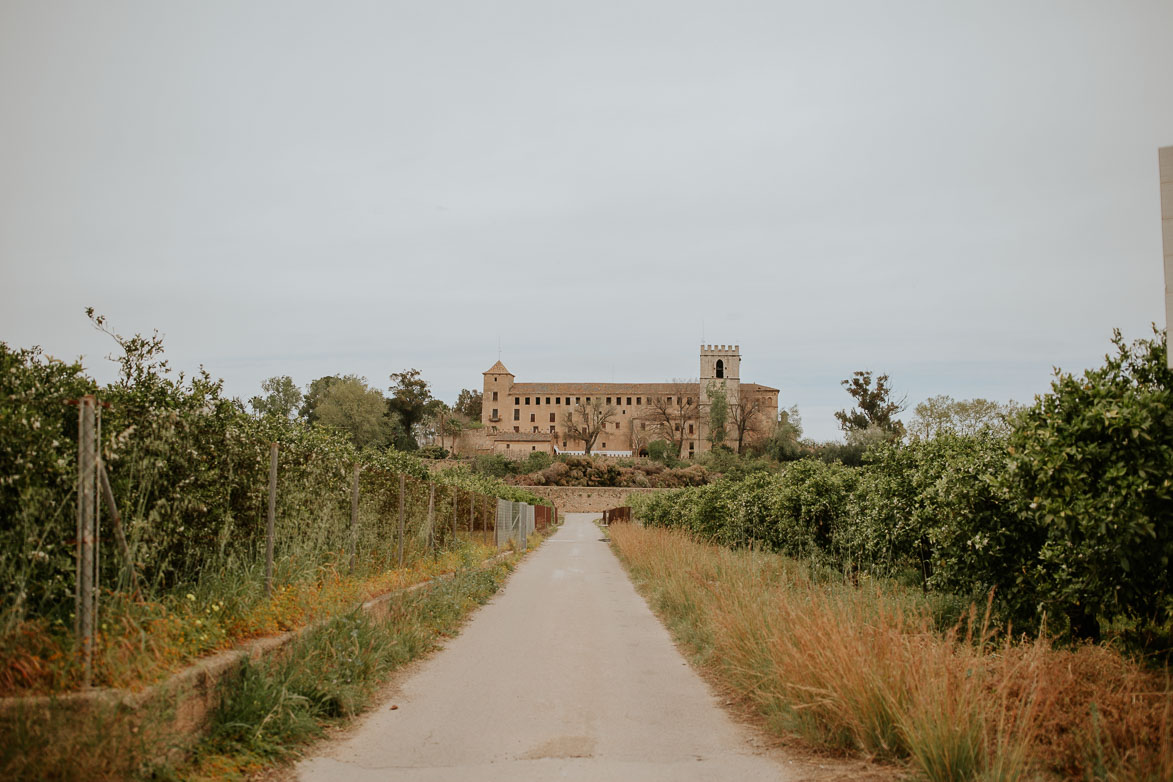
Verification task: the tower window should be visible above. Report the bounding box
[492,391,498,401]
[716,360,724,379]
[549,413,555,423]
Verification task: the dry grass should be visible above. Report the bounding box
[0,541,499,696]
[610,522,1172,782]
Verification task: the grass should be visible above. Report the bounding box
[0,557,518,781]
[608,522,1173,782]
[0,538,499,696]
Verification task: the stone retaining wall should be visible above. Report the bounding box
[517,486,661,513]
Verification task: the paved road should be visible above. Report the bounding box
[295,513,796,782]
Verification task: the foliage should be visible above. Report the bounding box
[631,329,1173,640]
[387,369,434,448]
[299,375,339,424]
[248,376,302,421]
[502,455,709,489]
[417,444,449,460]
[314,375,398,450]
[645,439,680,466]
[453,388,482,420]
[834,370,906,440]
[909,395,1018,440]
[705,381,728,448]
[996,327,1173,639]
[753,406,803,462]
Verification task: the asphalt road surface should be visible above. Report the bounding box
[295,513,798,782]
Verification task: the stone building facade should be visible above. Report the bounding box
[462,345,779,459]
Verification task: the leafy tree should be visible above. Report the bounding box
[908,395,1017,439]
[562,398,617,455]
[300,375,340,424]
[834,371,905,440]
[646,439,680,466]
[315,375,396,450]
[997,327,1173,639]
[706,381,728,449]
[454,388,483,420]
[756,406,804,461]
[387,369,434,448]
[249,376,302,420]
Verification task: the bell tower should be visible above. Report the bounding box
[699,344,741,409]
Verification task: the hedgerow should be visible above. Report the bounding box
[632,328,1173,640]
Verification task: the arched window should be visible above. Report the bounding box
[715,359,724,379]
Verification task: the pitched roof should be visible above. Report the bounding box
[742,383,780,393]
[483,360,512,375]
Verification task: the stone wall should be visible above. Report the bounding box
[517,485,661,513]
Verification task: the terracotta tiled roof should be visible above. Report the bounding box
[483,360,512,375]
[493,431,554,442]
[742,383,780,393]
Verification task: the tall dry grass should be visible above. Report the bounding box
[609,522,1172,782]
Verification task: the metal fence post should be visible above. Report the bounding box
[350,463,360,571]
[397,474,406,567]
[265,442,277,597]
[76,395,96,687]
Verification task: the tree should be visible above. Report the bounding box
[300,375,340,424]
[706,381,728,449]
[641,380,698,456]
[454,388,483,420]
[249,376,302,420]
[387,369,434,449]
[420,401,463,452]
[908,395,1018,439]
[834,371,905,440]
[314,375,397,450]
[562,398,617,455]
[756,405,803,461]
[729,392,771,454]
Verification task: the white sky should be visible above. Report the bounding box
[2,0,1171,441]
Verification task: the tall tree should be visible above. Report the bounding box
[387,368,434,448]
[314,375,396,450]
[249,376,302,420]
[908,395,1018,439]
[300,375,340,424]
[562,398,617,455]
[454,388,483,420]
[641,380,698,456]
[834,370,906,440]
[706,381,728,449]
[729,392,770,454]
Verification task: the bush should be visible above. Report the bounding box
[416,444,449,460]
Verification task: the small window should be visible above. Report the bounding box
[556,397,561,405]
[615,422,620,429]
[576,397,581,404]
[689,423,694,434]
[492,408,498,419]
[535,397,540,406]
[687,397,693,405]
[602,442,607,449]
[515,397,520,405]
[586,397,590,403]
[492,391,498,401]
[549,413,555,423]
[636,397,641,405]
[606,397,612,405]
[715,360,724,378]
[562,439,567,447]
[641,422,646,430]
[546,397,551,404]
[513,426,519,432]
[549,425,555,432]
[532,446,536,451]
[506,443,510,449]
[667,397,673,404]
[525,397,531,405]
[626,397,632,406]
[675,423,680,431]
[530,413,535,422]
[532,426,538,432]
[513,409,520,421]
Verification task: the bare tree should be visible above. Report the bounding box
[640,380,698,456]
[729,392,770,454]
[562,398,617,455]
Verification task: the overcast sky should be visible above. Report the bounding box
[2,1,1171,441]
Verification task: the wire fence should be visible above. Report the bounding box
[59,395,556,685]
